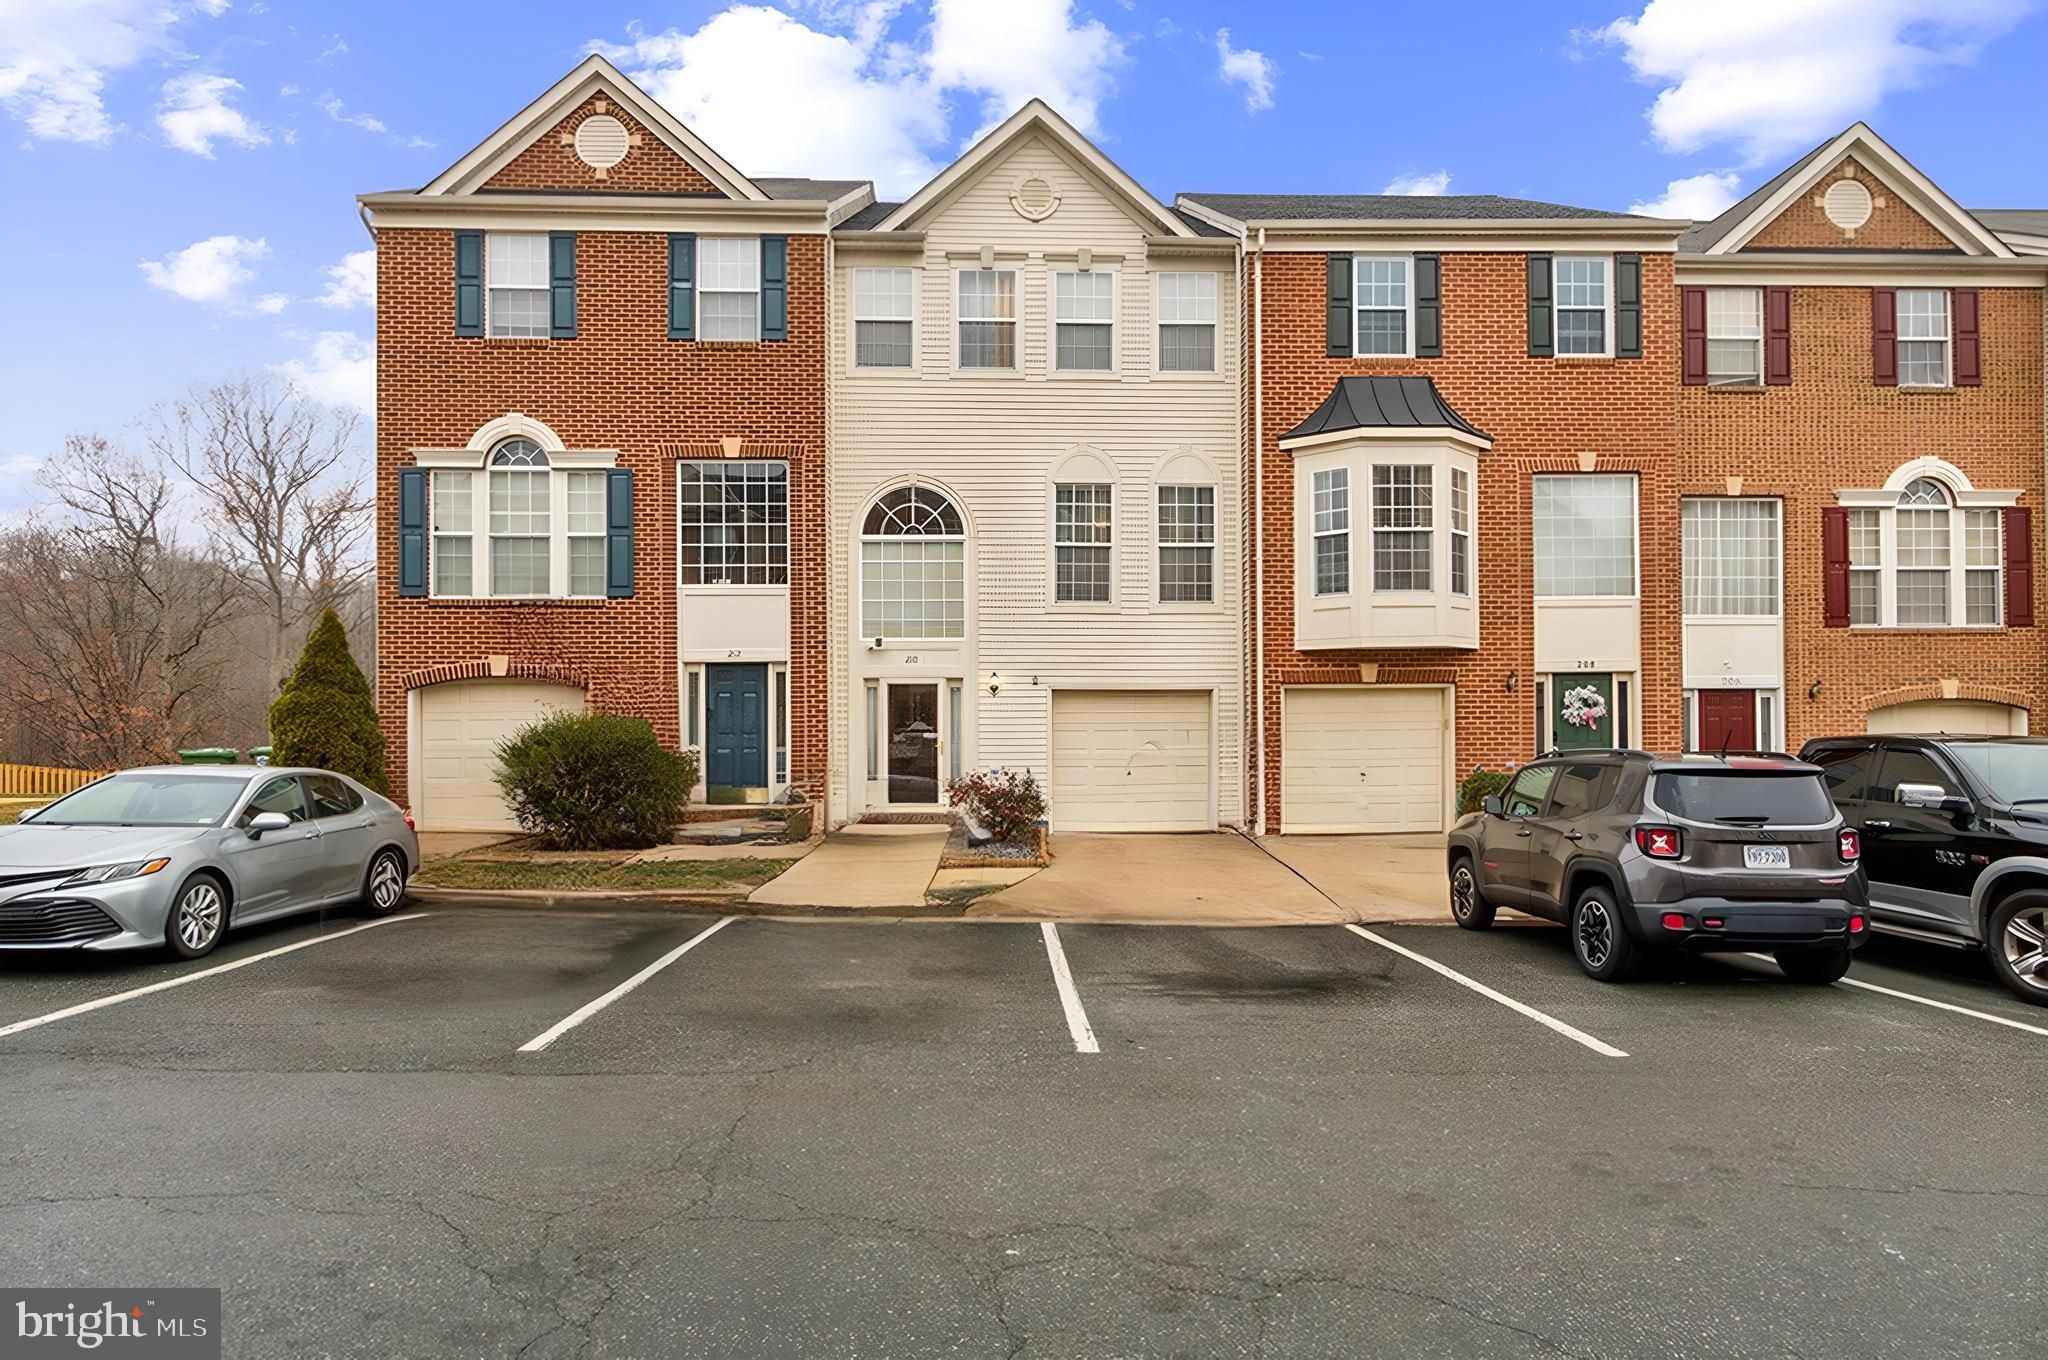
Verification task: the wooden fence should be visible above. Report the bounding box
[0,763,107,798]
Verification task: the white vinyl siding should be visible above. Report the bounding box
[486,234,548,338]
[1534,474,1636,597]
[1706,288,1763,387]
[698,237,761,342]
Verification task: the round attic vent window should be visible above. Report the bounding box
[574,114,631,169]
[1823,178,1873,230]
[1011,175,1059,221]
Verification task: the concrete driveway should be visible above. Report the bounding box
[748,824,947,908]
[969,832,1345,924]
[1257,833,1450,923]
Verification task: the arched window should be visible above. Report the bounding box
[488,439,554,595]
[860,486,964,639]
[1899,477,1948,507]
[1841,471,2003,627]
[490,438,549,468]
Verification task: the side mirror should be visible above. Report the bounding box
[1895,783,1951,810]
[1482,795,1503,816]
[13,806,41,823]
[246,810,292,838]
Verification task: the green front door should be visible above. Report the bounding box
[1553,673,1614,750]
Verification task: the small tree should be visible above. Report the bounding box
[496,713,698,850]
[268,607,389,794]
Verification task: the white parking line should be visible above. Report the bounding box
[518,916,737,1053]
[1040,923,1099,1054]
[0,914,431,1040]
[1741,953,2048,1038]
[1341,924,1628,1059]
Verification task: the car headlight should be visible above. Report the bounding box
[62,858,173,887]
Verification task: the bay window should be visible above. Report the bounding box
[1450,468,1472,597]
[1371,465,1432,591]
[1312,468,1350,596]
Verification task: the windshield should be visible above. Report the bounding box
[30,772,249,827]
[1653,773,1834,825]
[1946,743,2048,803]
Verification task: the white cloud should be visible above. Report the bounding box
[275,331,374,415]
[1629,170,1742,218]
[194,0,230,15]
[1214,28,1276,112]
[138,234,270,306]
[254,292,288,314]
[156,71,269,156]
[925,0,1126,140]
[1382,170,1452,196]
[317,248,375,309]
[318,95,385,134]
[0,0,193,144]
[1596,0,2028,162]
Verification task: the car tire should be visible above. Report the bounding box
[360,848,410,918]
[1986,890,2048,1007]
[163,873,228,960]
[1569,885,1639,982]
[1449,856,1496,931]
[1774,945,1852,985]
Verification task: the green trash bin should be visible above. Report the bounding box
[177,748,241,765]
[247,746,274,767]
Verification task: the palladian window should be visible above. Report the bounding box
[861,486,965,640]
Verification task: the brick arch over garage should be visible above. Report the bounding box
[1858,681,2037,715]
[399,660,594,696]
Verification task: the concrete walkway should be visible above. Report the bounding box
[416,831,514,863]
[968,832,1345,925]
[748,824,948,909]
[1257,833,1449,923]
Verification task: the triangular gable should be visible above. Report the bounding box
[420,55,765,200]
[876,101,1192,237]
[1702,123,2012,258]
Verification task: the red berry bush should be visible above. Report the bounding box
[946,768,1048,846]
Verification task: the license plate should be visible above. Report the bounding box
[1744,845,1791,870]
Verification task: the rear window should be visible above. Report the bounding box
[1652,772,1834,825]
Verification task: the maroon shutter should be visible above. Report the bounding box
[1681,287,1707,384]
[1822,507,1851,627]
[2005,506,2033,627]
[1764,287,1791,385]
[1954,288,1981,386]
[1871,288,1898,386]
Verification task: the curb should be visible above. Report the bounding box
[406,886,972,919]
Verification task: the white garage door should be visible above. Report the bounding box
[1866,699,2028,736]
[1050,690,1213,831]
[415,681,586,830]
[1282,687,1447,833]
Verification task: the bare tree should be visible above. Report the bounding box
[146,372,373,691]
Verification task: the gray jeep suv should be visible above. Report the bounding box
[1446,751,1869,982]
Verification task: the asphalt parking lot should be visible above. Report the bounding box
[1,908,2043,1359]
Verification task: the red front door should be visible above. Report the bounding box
[1697,689,1757,753]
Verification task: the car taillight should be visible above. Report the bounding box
[1849,914,1866,933]
[1837,829,1860,862]
[1634,826,1683,859]
[1660,912,1689,930]
[402,808,417,832]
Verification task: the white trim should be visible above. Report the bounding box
[470,412,568,454]
[849,265,918,373]
[1152,269,1222,377]
[1048,264,1120,376]
[1552,254,1614,359]
[1278,426,1493,455]
[1675,261,2048,286]
[1350,253,1416,359]
[1838,464,2014,628]
[953,265,1021,373]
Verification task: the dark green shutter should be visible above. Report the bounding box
[1325,253,1353,357]
[760,235,788,341]
[398,468,428,596]
[1615,253,1642,359]
[454,231,483,336]
[1414,252,1443,358]
[605,468,634,597]
[1526,252,1554,357]
[548,232,577,339]
[668,234,695,340]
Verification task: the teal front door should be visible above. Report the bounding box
[707,664,769,792]
[1553,673,1614,750]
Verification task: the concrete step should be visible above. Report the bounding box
[673,818,790,846]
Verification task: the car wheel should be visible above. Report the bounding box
[361,849,409,918]
[1987,890,2048,1007]
[164,874,227,960]
[1774,945,1851,985]
[1449,857,1495,931]
[1569,885,1639,982]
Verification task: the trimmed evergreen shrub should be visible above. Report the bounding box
[947,768,1048,845]
[1456,768,1513,816]
[495,712,698,850]
[268,608,389,795]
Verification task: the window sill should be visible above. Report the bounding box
[1153,368,1224,381]
[1048,369,1124,381]
[1847,624,2004,634]
[1703,383,1768,395]
[1551,354,1617,364]
[419,595,616,606]
[1893,384,1959,395]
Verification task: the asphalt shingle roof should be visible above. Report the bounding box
[1177,193,1645,224]
[755,177,870,201]
[1975,209,2048,236]
[836,200,902,231]
[1282,376,1490,444]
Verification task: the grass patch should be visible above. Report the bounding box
[417,857,793,893]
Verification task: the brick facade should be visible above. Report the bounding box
[482,97,723,195]
[1743,157,1955,252]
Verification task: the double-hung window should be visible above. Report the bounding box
[1706,288,1763,387]
[565,471,608,597]
[430,472,474,596]
[426,437,617,599]
[958,269,1017,369]
[853,267,913,369]
[1897,289,1950,387]
[1158,485,1215,604]
[1681,498,1779,617]
[488,440,552,596]
[699,238,761,342]
[487,234,549,338]
[1052,482,1113,603]
[1847,509,1882,625]
[1554,257,1610,356]
[1353,256,1410,356]
[1156,272,1217,372]
[1312,468,1350,596]
[1534,474,1636,596]
[1371,465,1432,592]
[1450,468,1472,597]
[1054,271,1115,371]
[1846,476,2003,627]
[679,461,788,586]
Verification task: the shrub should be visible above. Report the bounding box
[495,712,699,850]
[268,607,389,795]
[1456,768,1513,816]
[947,768,1048,846]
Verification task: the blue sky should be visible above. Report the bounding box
[3,0,2044,516]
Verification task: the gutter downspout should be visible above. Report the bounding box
[1252,227,1267,836]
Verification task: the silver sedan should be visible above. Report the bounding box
[0,766,418,958]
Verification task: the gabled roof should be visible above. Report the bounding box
[1178,193,1647,226]
[1281,377,1491,448]
[871,100,1195,238]
[1684,123,2015,259]
[418,54,767,201]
